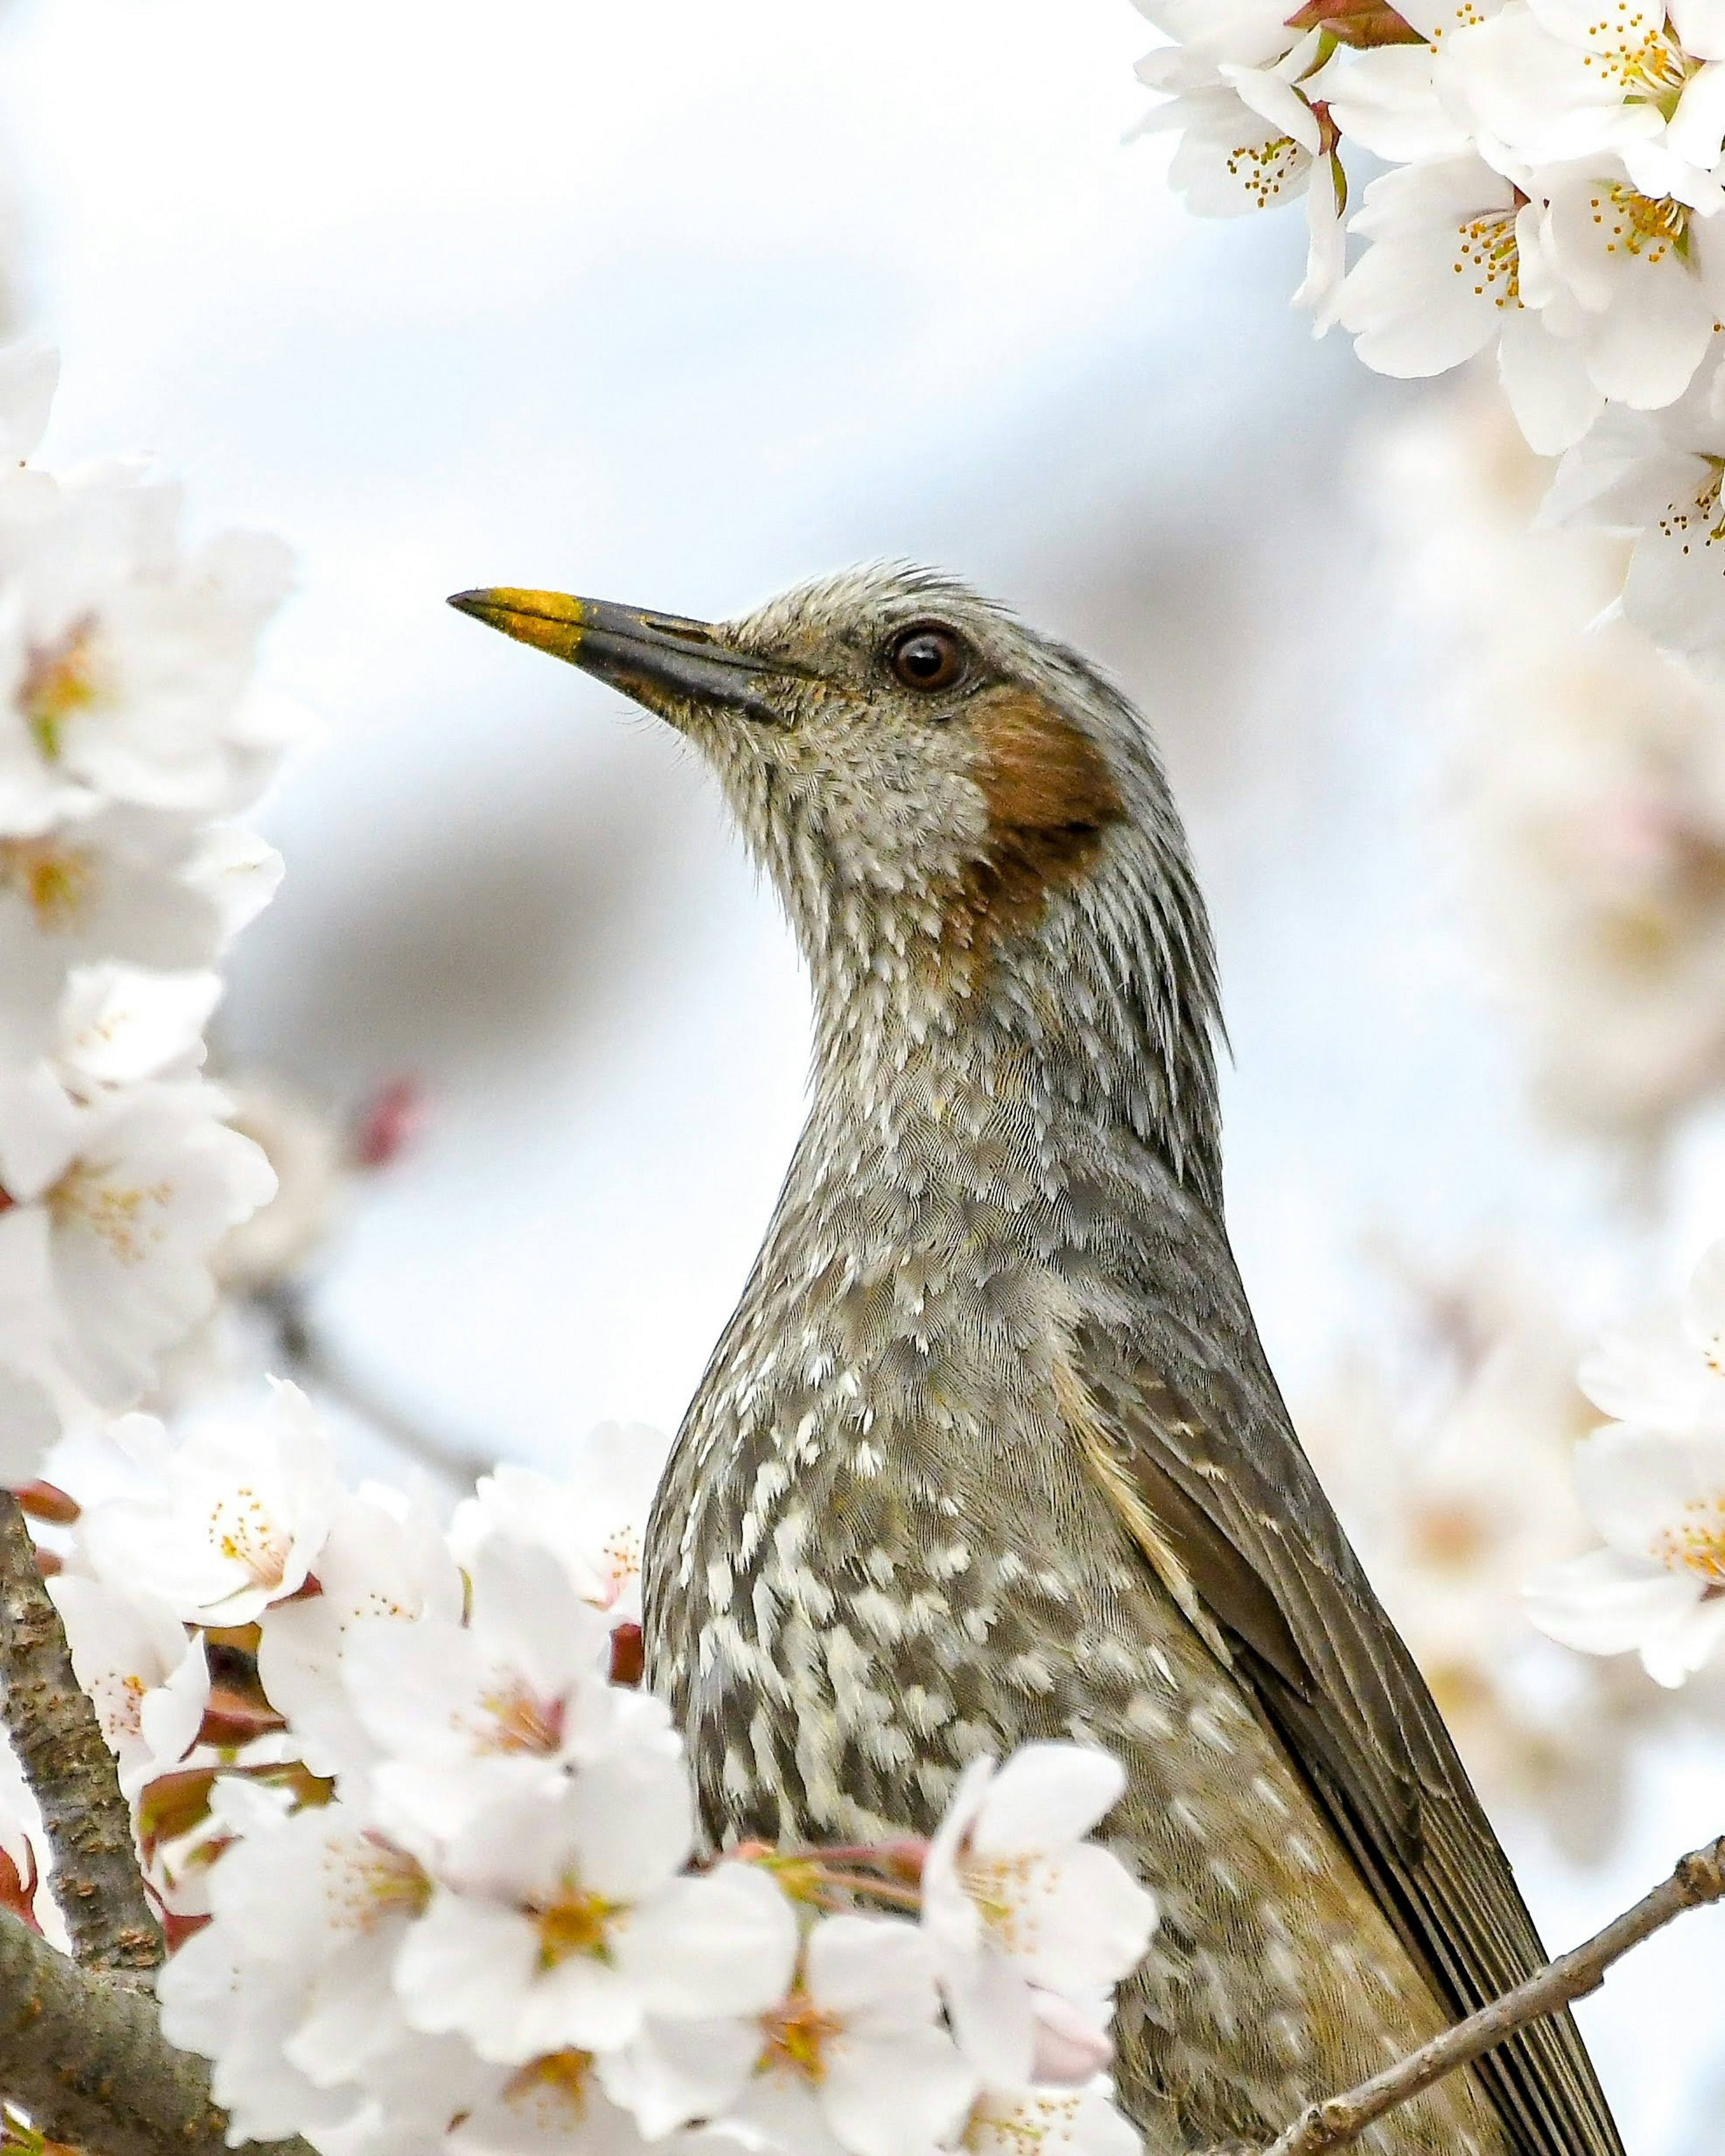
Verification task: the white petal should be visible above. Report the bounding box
[808,1915,942,2034]
[822,2028,977,2156]
[615,1865,798,2020]
[1524,1546,1703,1654]
[972,1745,1125,1854]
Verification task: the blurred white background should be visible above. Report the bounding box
[1,1,1721,2144]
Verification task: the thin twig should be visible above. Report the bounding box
[0,1494,162,1985]
[1264,1833,1725,2155]
[0,1902,314,2156]
[256,1282,493,1489]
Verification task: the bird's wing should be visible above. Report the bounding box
[1067,1200,1623,2156]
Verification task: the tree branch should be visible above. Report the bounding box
[0,1495,162,1985]
[1264,1833,1725,2156]
[0,1901,314,2156]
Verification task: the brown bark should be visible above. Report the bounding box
[0,1903,313,2156]
[0,1495,162,1983]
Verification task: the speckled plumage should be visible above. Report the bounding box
[460,565,1622,2156]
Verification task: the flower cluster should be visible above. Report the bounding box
[1298,1244,1670,1860]
[0,345,293,1471]
[23,1403,1155,2156]
[1529,1238,1725,1686]
[1373,382,1725,1151]
[1134,0,1725,664]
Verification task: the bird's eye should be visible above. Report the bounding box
[888,624,968,695]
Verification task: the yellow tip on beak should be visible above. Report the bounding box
[447,585,797,724]
[447,588,587,665]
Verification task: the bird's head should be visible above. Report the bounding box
[451,563,1221,1182]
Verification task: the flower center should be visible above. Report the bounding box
[1226,133,1305,212]
[1451,208,1520,306]
[1649,1497,1725,1585]
[1596,184,1690,262]
[534,1880,615,1968]
[206,1488,292,1588]
[760,1989,843,2085]
[1656,458,1725,555]
[502,2051,597,2129]
[1613,25,1694,111]
[475,1677,566,1755]
[47,1164,173,1263]
[20,620,100,761]
[331,1837,432,1934]
[960,1850,1053,1956]
[0,837,95,930]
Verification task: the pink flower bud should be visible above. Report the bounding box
[1028,1991,1113,2085]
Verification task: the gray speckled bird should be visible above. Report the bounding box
[450,566,1623,2156]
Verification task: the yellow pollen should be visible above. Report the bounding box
[475,1679,564,1755]
[204,1489,291,1586]
[0,837,94,930]
[502,2050,596,2132]
[960,1850,1052,1956]
[1451,208,1520,307]
[20,619,101,761]
[1654,457,1725,560]
[46,1164,173,1264]
[1649,1496,1725,1585]
[534,1881,615,1968]
[1590,184,1690,262]
[760,1989,844,2084]
[1224,133,1304,212]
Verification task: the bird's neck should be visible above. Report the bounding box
[800,883,1224,1217]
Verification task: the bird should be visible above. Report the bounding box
[449,566,1623,2156]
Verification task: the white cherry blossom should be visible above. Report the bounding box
[81,1378,338,1623]
[48,1573,208,1798]
[922,1747,1155,2085]
[1441,3,1725,202]
[448,1423,671,1626]
[1337,155,1604,451]
[0,465,298,835]
[1543,383,1725,658]
[349,1539,663,1847]
[391,1767,792,2061]
[1576,1238,1725,1428]
[0,1076,274,1416]
[1137,34,1329,224]
[1131,0,1303,72]
[1537,162,1725,408]
[1526,1420,1725,1683]
[726,1916,978,2156]
[0,808,238,1062]
[963,2084,1141,2156]
[257,1483,466,1783]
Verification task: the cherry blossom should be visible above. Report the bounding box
[1527,1241,1725,1684]
[80,1379,338,1623]
[963,2084,1141,2156]
[1526,1421,1725,1684]
[1336,155,1604,452]
[348,1538,664,1847]
[392,1769,795,2061]
[256,1484,465,1781]
[48,1572,208,1798]
[0,1076,275,1415]
[1544,382,1725,662]
[922,1747,1155,2085]
[448,1423,671,1626]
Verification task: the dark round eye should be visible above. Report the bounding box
[888,624,967,694]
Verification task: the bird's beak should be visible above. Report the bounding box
[447,587,790,724]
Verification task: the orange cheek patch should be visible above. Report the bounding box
[947,685,1124,970]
